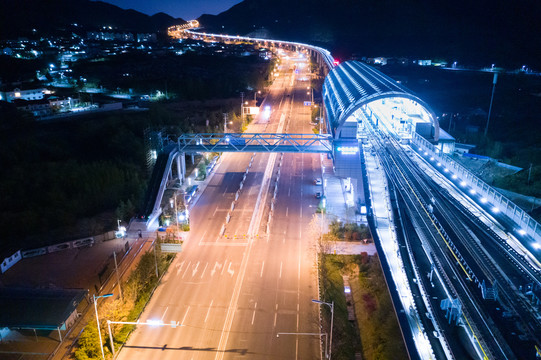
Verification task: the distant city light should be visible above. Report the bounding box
[460,181,467,187]
[481,197,488,203]
[492,206,500,213]
[518,229,527,236]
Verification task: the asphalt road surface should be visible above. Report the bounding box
[117,50,325,360]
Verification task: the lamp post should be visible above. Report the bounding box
[93,293,113,360]
[484,72,498,137]
[240,92,245,124]
[312,299,334,359]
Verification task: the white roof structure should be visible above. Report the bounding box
[323,61,440,141]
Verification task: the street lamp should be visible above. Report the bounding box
[312,299,334,359]
[93,293,113,360]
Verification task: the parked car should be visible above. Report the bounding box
[314,178,322,185]
[315,192,322,199]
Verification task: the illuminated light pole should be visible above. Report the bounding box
[93,293,113,360]
[240,92,245,125]
[484,72,498,137]
[312,299,334,359]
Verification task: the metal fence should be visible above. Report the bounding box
[411,132,541,242]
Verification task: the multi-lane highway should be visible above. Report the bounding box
[117,51,324,359]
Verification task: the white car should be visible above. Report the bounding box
[314,178,322,185]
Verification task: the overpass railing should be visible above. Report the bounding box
[184,29,335,71]
[177,133,333,154]
[412,132,541,243]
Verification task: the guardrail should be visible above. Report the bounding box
[183,29,336,71]
[412,132,541,243]
[176,133,333,154]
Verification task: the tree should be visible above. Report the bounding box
[74,320,101,360]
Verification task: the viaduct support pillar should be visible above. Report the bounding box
[180,153,186,183]
[176,154,182,185]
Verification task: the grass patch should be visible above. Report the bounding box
[319,253,407,360]
[320,254,360,359]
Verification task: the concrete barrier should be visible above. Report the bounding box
[48,242,71,253]
[73,238,94,248]
[220,224,226,236]
[22,247,47,258]
[1,250,22,273]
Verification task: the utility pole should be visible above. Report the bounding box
[113,252,123,300]
[223,113,228,133]
[485,72,498,137]
[240,92,245,125]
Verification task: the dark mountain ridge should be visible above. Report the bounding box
[0,0,184,37]
[199,0,541,68]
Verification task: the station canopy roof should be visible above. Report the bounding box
[0,288,88,330]
[323,61,439,140]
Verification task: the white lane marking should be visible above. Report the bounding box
[182,261,191,279]
[161,307,168,321]
[298,245,301,281]
[279,261,283,279]
[176,261,185,276]
[251,302,257,325]
[200,262,208,278]
[286,207,288,216]
[204,300,213,323]
[198,230,208,246]
[260,261,265,278]
[296,303,300,328]
[288,187,291,196]
[221,261,227,275]
[181,306,190,325]
[227,262,235,276]
[211,261,222,277]
[273,303,278,327]
[192,261,200,277]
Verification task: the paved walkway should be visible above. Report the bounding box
[327,241,377,255]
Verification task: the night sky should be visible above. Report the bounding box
[101,0,243,20]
